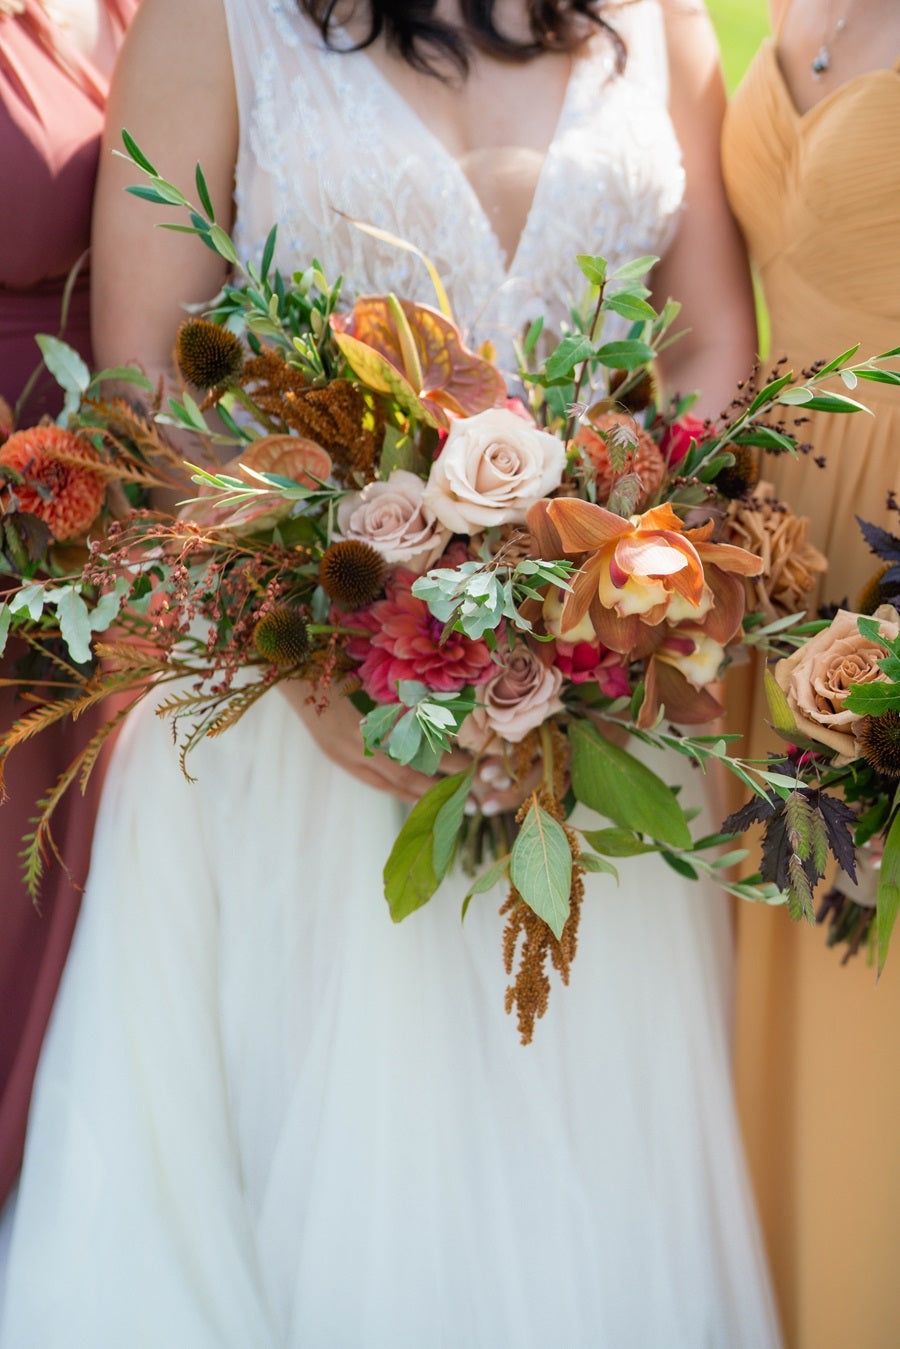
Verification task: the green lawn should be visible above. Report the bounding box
[707,0,769,91]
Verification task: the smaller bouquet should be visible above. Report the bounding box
[726,515,900,975]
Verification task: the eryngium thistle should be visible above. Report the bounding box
[715,445,760,499]
[857,711,900,777]
[253,605,310,666]
[857,565,894,616]
[176,319,244,390]
[319,540,385,609]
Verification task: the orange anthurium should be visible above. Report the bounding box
[331,295,506,429]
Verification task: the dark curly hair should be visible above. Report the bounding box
[297,0,625,78]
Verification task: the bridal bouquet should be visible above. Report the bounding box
[2,137,896,1038]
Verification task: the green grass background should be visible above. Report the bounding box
[708,0,769,91]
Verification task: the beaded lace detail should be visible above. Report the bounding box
[222,0,684,371]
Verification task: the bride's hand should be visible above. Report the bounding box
[278,678,471,804]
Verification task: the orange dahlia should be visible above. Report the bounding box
[575,412,665,509]
[0,426,107,541]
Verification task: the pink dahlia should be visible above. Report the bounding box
[552,640,631,697]
[346,569,496,704]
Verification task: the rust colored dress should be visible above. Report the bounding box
[722,38,900,1349]
[0,0,136,1206]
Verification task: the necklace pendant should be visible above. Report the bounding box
[812,45,830,77]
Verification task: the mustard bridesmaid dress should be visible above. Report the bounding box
[722,38,900,1349]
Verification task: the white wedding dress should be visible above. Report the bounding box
[1,2,781,1345]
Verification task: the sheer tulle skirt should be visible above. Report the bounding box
[2,690,780,1347]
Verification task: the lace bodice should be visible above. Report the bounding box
[221,0,684,369]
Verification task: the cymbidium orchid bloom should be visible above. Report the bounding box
[527,498,762,725]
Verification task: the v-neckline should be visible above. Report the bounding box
[766,37,900,127]
[332,27,600,279]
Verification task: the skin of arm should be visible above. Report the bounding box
[651,2,758,419]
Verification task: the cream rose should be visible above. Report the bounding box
[473,644,564,744]
[334,469,450,573]
[423,408,565,534]
[774,605,900,758]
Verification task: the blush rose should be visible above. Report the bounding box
[335,469,450,573]
[424,407,565,534]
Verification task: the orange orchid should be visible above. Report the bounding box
[527,497,763,726]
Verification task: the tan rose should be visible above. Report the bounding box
[459,643,564,746]
[773,605,900,758]
[423,408,565,534]
[722,482,827,620]
[334,469,450,574]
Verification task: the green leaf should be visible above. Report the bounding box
[580,826,659,857]
[764,668,800,735]
[433,767,475,880]
[35,335,90,400]
[779,388,870,415]
[855,368,900,387]
[510,798,572,939]
[126,184,178,207]
[523,315,544,355]
[577,853,619,878]
[576,254,607,286]
[88,365,155,394]
[593,339,655,370]
[385,708,423,765]
[604,292,656,322]
[8,584,46,621]
[53,585,93,664]
[877,812,900,975]
[260,226,277,280]
[569,719,692,849]
[121,128,158,176]
[195,163,215,221]
[208,224,240,266]
[543,335,594,383]
[462,853,511,917]
[609,255,657,282]
[0,605,11,657]
[662,852,699,880]
[383,773,469,921]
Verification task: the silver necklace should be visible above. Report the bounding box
[812,0,850,77]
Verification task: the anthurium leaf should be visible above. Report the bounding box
[579,826,658,857]
[432,766,475,881]
[510,797,572,939]
[877,811,900,975]
[384,772,470,921]
[332,331,433,422]
[569,718,692,850]
[332,296,505,420]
